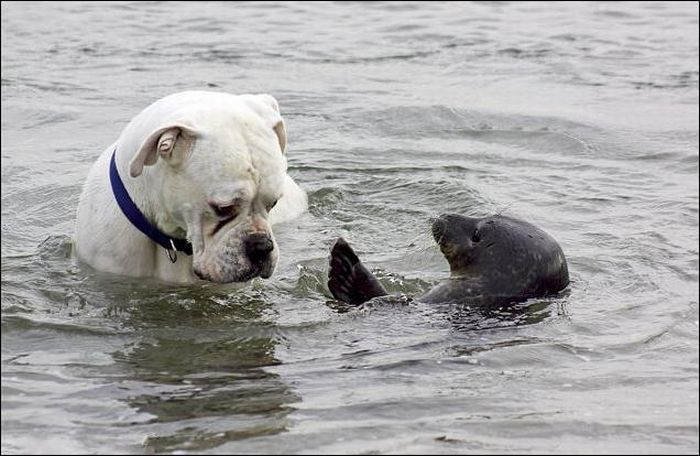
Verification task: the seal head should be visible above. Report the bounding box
[423,214,569,304]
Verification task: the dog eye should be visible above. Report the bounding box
[211,203,238,219]
[266,199,278,212]
[471,230,481,242]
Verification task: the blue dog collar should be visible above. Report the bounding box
[109,148,193,259]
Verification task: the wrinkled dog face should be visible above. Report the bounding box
[190,190,283,283]
[129,93,289,283]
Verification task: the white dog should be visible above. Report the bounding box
[74,91,307,283]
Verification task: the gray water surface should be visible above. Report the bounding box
[2,1,698,454]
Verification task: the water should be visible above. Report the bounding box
[2,1,698,454]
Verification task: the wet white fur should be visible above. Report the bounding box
[74,91,307,283]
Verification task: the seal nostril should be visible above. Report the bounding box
[471,230,481,243]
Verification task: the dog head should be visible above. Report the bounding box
[128,93,289,283]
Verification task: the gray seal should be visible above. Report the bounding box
[328,214,569,306]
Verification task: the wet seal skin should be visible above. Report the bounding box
[328,214,569,307]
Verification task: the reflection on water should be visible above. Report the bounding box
[117,335,297,453]
[105,283,300,452]
[441,297,563,332]
[4,235,301,453]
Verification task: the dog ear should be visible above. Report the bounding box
[129,123,198,177]
[272,117,287,154]
[244,94,287,154]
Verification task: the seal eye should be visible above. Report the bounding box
[471,230,481,243]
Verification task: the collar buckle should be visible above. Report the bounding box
[164,239,178,263]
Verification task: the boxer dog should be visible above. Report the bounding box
[74,91,307,283]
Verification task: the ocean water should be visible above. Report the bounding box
[1,1,698,454]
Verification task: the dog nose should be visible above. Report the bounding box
[245,233,274,264]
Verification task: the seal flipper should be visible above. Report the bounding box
[328,238,388,305]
